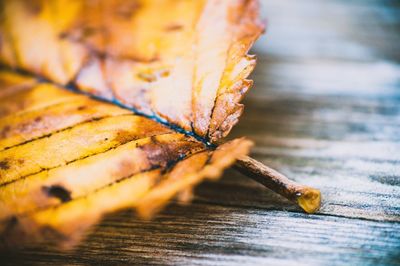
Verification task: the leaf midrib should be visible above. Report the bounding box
[0,65,217,148]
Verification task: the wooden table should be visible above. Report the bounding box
[2,0,400,265]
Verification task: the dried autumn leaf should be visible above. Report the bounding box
[0,0,264,248]
[0,0,263,142]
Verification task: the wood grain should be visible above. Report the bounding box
[1,0,400,265]
[2,205,400,265]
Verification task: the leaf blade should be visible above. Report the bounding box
[0,0,263,141]
[0,0,263,248]
[0,75,253,248]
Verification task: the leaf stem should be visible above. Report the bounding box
[234,156,321,213]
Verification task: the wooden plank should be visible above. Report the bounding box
[1,205,399,265]
[255,0,400,61]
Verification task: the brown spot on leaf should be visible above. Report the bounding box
[59,31,69,39]
[159,69,170,78]
[113,130,133,144]
[137,69,170,82]
[139,137,203,170]
[0,125,10,138]
[137,72,157,82]
[25,0,42,15]
[82,27,101,38]
[42,185,72,203]
[60,26,102,42]
[0,160,10,170]
[114,0,142,20]
[164,24,183,31]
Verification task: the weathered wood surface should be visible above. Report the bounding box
[1,0,400,265]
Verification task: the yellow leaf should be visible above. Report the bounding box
[0,0,263,248]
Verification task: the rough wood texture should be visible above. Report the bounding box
[1,0,400,265]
